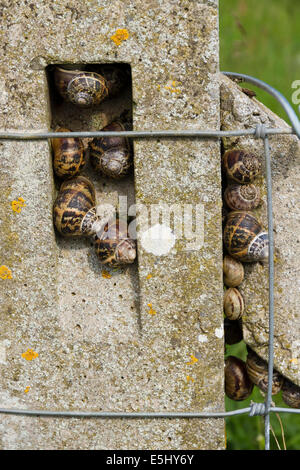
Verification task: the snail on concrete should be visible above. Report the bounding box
[51,127,86,179]
[223,211,269,262]
[225,355,254,401]
[223,255,244,287]
[224,183,261,211]
[222,149,261,184]
[282,378,300,408]
[246,348,284,395]
[89,121,132,178]
[224,287,244,320]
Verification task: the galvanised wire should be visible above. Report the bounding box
[0,73,299,451]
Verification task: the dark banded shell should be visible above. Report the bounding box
[54,67,108,107]
[223,150,261,184]
[224,183,261,211]
[51,127,86,179]
[225,356,254,401]
[282,379,300,408]
[94,218,136,266]
[90,121,132,178]
[53,176,96,236]
[223,211,268,262]
[246,348,284,395]
[223,287,244,320]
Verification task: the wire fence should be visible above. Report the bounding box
[0,72,299,451]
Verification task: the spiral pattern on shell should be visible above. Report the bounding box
[246,348,284,395]
[225,356,254,401]
[224,287,244,320]
[90,121,132,178]
[223,255,244,287]
[223,211,269,262]
[282,379,300,408]
[223,150,261,184]
[224,183,261,211]
[94,217,136,266]
[51,127,86,179]
[53,176,96,236]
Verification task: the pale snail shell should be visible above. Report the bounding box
[223,149,261,184]
[225,356,254,401]
[51,127,86,179]
[53,176,103,237]
[246,348,284,395]
[54,67,108,107]
[224,183,261,211]
[223,255,244,287]
[282,379,300,408]
[223,211,269,262]
[224,287,244,320]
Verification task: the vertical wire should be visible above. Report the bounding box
[263,134,275,450]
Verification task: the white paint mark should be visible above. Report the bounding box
[215,327,223,339]
[198,334,208,343]
[140,223,176,256]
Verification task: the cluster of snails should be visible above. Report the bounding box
[225,348,300,408]
[222,149,300,408]
[51,65,136,267]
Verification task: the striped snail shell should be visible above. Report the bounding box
[223,211,269,262]
[246,348,284,395]
[223,150,261,184]
[224,183,261,211]
[223,255,244,287]
[224,319,243,345]
[53,176,102,237]
[54,67,108,107]
[224,287,244,320]
[89,121,132,179]
[282,379,300,408]
[225,356,254,401]
[51,127,86,179]
[94,217,136,267]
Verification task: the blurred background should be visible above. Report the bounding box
[219,0,300,450]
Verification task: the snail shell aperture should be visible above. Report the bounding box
[223,211,269,262]
[223,149,261,184]
[225,356,254,401]
[246,348,284,395]
[224,183,261,211]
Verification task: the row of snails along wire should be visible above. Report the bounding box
[222,149,300,409]
[51,65,137,268]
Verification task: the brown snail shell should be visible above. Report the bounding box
[246,348,284,395]
[223,255,244,287]
[224,319,243,345]
[53,176,102,237]
[223,211,269,262]
[51,127,86,179]
[224,287,244,320]
[223,150,261,184]
[94,217,136,267]
[224,183,261,211]
[54,67,108,107]
[89,121,132,179]
[225,356,254,401]
[282,379,300,408]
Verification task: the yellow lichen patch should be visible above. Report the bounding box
[186,354,198,365]
[24,386,30,393]
[110,29,129,46]
[11,197,26,213]
[147,303,156,315]
[163,80,182,94]
[289,358,298,364]
[102,270,112,279]
[186,375,194,383]
[0,265,12,279]
[21,349,39,361]
[146,273,152,280]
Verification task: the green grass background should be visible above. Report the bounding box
[220,0,300,450]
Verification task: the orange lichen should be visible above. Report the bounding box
[21,349,39,361]
[186,354,198,365]
[102,270,112,279]
[24,386,30,393]
[163,80,182,94]
[11,197,26,213]
[186,375,194,383]
[110,29,129,46]
[147,303,156,315]
[289,358,298,364]
[0,265,12,279]
[146,274,152,280]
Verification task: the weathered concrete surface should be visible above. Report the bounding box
[0,1,225,449]
[220,74,300,386]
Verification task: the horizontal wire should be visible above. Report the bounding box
[0,127,294,140]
